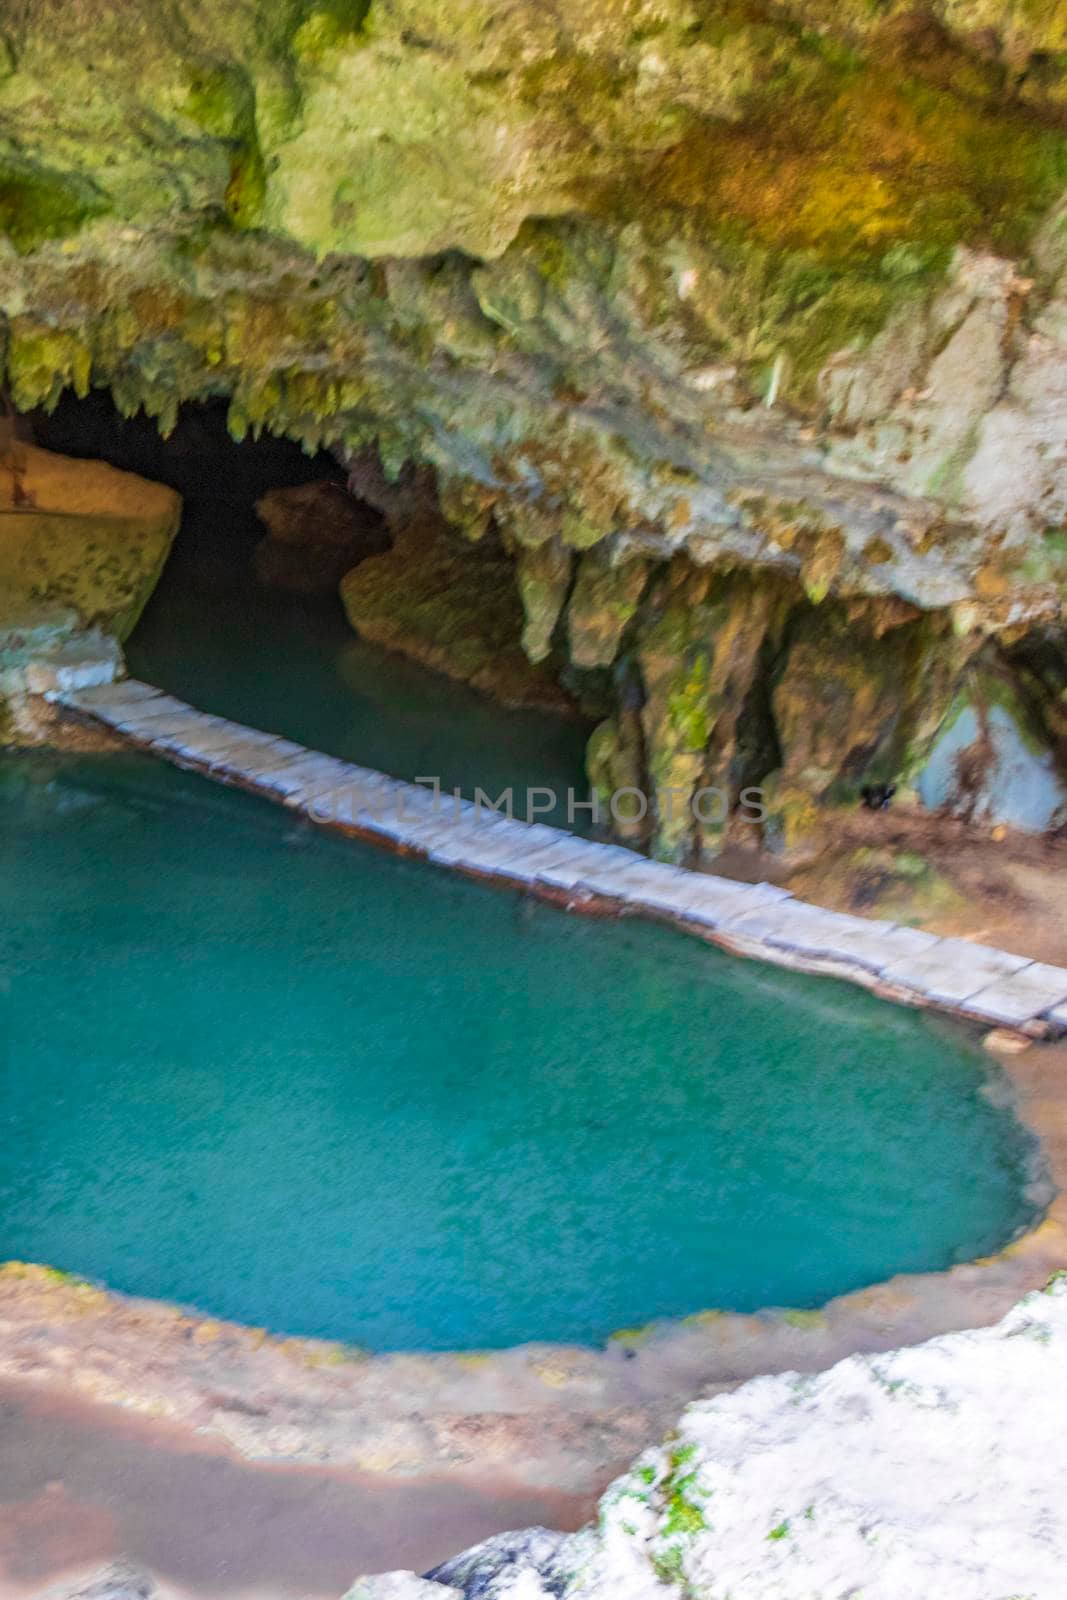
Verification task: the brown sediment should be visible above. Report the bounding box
[0,1380,592,1598]
[780,805,1067,969]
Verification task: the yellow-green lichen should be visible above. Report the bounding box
[292,0,373,60]
[183,63,266,228]
[0,154,108,254]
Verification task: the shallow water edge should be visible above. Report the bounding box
[0,722,1061,1495]
[0,1000,1063,1500]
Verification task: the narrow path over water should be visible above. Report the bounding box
[124,481,592,829]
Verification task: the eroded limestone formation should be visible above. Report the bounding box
[0,0,1065,850]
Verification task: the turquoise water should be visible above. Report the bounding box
[125,519,593,829]
[0,750,1038,1351]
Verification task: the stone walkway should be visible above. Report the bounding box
[54,678,1067,1036]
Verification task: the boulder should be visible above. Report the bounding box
[0,443,180,640]
[343,1577,460,1600]
[36,1562,155,1600]
[427,1527,570,1598]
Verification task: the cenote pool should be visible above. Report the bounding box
[0,750,1040,1351]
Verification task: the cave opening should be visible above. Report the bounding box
[0,399,1046,1358]
[23,391,594,821]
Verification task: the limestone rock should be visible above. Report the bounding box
[426,1279,1067,1600]
[826,249,1020,505]
[0,0,1066,851]
[566,552,648,671]
[586,712,647,843]
[340,512,574,714]
[0,444,180,640]
[764,606,968,853]
[343,1576,460,1600]
[918,662,1067,832]
[515,541,572,664]
[254,479,389,596]
[0,3,1063,632]
[0,605,123,743]
[961,250,1067,545]
[427,1527,570,1598]
[635,564,778,861]
[36,1562,155,1600]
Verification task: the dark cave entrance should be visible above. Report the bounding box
[30,391,385,600]
[24,392,593,820]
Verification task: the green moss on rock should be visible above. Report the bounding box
[340,510,574,713]
[0,154,108,254]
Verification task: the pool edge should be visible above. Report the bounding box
[0,1036,1063,1499]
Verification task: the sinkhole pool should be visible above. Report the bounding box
[0,751,1041,1351]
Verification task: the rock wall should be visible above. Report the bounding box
[0,443,181,640]
[0,441,179,742]
[0,1,1065,845]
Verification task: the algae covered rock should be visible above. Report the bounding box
[340,511,574,714]
[586,711,647,843]
[0,0,1063,624]
[0,444,180,639]
[516,540,573,665]
[0,0,1064,850]
[632,563,778,861]
[567,552,649,671]
[918,661,1067,832]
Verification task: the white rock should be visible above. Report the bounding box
[343,1575,460,1599]
[433,1281,1067,1600]
[35,1564,155,1600]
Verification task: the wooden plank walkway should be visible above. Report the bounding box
[54,678,1067,1038]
